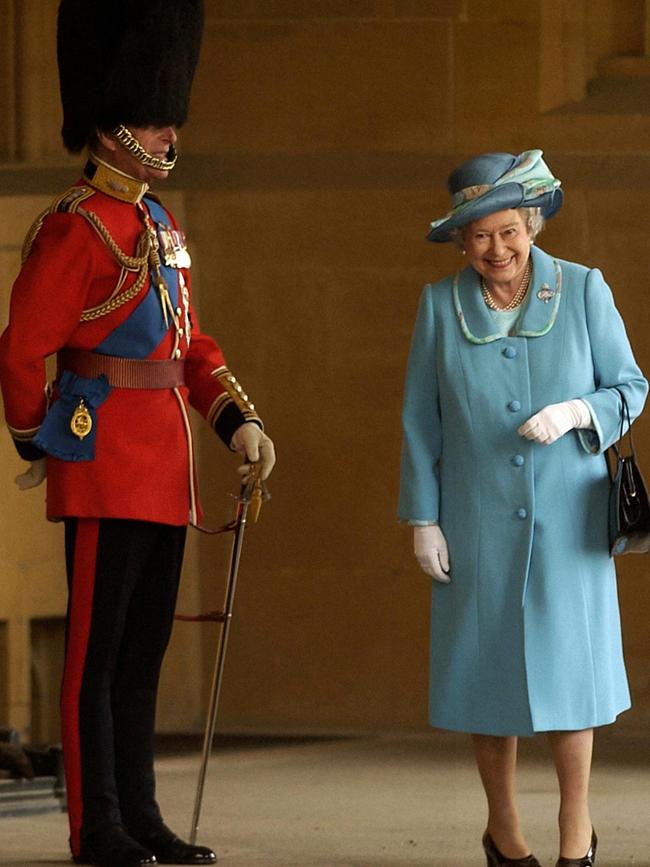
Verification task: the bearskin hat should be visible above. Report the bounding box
[57,0,203,153]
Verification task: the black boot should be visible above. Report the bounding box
[134,824,217,865]
[73,825,157,867]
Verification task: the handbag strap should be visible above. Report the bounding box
[611,387,636,462]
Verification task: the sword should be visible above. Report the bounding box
[175,462,268,845]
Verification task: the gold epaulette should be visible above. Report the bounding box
[21,186,97,263]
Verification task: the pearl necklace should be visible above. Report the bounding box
[481,259,532,311]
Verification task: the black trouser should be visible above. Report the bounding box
[62,518,186,856]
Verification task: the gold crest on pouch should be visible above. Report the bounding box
[70,399,92,440]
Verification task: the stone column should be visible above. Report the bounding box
[0,0,18,161]
[14,0,63,162]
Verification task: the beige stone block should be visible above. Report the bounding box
[0,195,52,250]
[209,0,464,20]
[185,186,457,276]
[15,0,62,162]
[0,0,17,160]
[539,0,587,111]
[529,112,650,155]
[581,190,650,352]
[0,252,22,320]
[190,19,453,154]
[157,534,206,733]
[0,621,7,722]
[465,0,540,20]
[589,0,643,76]
[453,17,540,147]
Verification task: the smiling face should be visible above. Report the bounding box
[96,125,178,183]
[461,209,532,293]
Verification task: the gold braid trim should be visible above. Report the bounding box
[113,125,178,171]
[76,213,151,321]
[78,209,150,271]
[212,367,261,423]
[78,264,149,321]
[206,392,231,428]
[20,185,153,322]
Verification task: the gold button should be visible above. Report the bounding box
[176,307,182,315]
[178,328,184,337]
[174,348,182,358]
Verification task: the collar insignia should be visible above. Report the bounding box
[84,155,149,204]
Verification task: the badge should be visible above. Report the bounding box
[537,283,555,303]
[158,223,192,269]
[70,399,92,440]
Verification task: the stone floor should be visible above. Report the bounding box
[0,731,648,866]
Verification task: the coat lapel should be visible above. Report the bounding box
[515,245,562,337]
[453,245,562,344]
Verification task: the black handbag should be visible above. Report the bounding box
[607,389,650,556]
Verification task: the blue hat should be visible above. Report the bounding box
[427,149,563,243]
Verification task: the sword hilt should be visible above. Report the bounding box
[238,462,270,524]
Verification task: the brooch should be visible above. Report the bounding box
[537,283,555,303]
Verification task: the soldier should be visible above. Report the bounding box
[0,2,275,865]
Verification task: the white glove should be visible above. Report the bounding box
[15,458,47,490]
[413,524,451,583]
[230,423,276,481]
[518,399,592,445]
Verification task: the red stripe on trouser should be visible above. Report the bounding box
[60,519,99,856]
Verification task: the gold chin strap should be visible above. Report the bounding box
[113,124,178,171]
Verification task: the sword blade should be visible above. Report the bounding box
[189,496,251,844]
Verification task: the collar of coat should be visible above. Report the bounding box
[452,245,562,344]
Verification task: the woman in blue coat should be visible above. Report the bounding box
[398,150,647,867]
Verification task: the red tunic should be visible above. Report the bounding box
[0,183,258,525]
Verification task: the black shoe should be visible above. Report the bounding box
[135,825,217,865]
[73,825,157,867]
[555,829,598,866]
[483,831,542,867]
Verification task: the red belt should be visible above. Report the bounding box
[59,349,185,389]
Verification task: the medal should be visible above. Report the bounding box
[158,223,192,269]
[70,399,92,440]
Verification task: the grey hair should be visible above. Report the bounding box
[449,207,545,249]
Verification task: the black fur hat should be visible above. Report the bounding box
[57,0,203,153]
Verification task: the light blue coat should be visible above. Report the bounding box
[399,245,648,736]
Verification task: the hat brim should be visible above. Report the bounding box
[426,183,563,243]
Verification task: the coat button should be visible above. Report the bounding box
[511,455,525,467]
[503,346,517,358]
[508,400,521,412]
[516,508,528,520]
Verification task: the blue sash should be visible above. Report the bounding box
[95,196,179,358]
